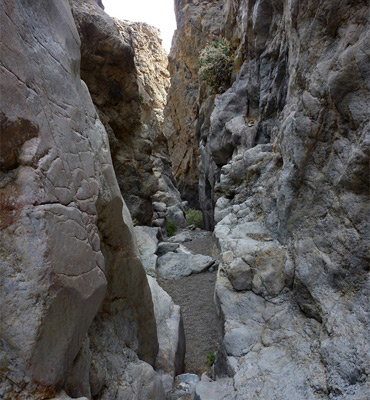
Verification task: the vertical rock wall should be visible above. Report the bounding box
[72,0,183,227]
[0,0,160,398]
[168,0,370,398]
[164,0,225,209]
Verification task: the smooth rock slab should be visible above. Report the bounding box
[192,378,236,400]
[52,392,88,400]
[147,276,185,393]
[135,226,161,275]
[167,231,192,243]
[156,242,180,257]
[157,252,214,280]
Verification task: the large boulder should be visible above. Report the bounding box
[0,0,159,397]
[157,251,215,280]
[135,225,162,275]
[148,276,186,393]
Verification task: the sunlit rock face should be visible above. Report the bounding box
[163,0,226,210]
[0,0,159,398]
[169,0,370,398]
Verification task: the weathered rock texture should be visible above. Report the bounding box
[72,0,184,227]
[0,0,161,398]
[168,0,370,399]
[148,276,186,393]
[164,0,225,208]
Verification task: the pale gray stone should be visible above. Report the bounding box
[135,226,161,275]
[0,0,107,391]
[174,373,200,396]
[192,378,236,400]
[52,391,89,400]
[156,242,180,257]
[153,201,167,213]
[157,252,215,280]
[167,205,187,228]
[227,258,253,291]
[147,276,185,393]
[63,338,91,399]
[167,231,192,243]
[0,1,160,397]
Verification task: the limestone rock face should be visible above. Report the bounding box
[71,0,153,225]
[164,0,225,208]
[0,0,159,397]
[135,225,162,275]
[157,251,214,280]
[72,0,183,227]
[169,0,370,399]
[148,276,186,393]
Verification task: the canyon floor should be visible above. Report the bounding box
[160,231,222,375]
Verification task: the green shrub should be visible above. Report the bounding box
[166,219,177,237]
[185,209,203,229]
[198,38,234,94]
[206,352,215,367]
[139,92,144,103]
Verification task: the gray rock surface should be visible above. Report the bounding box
[135,225,161,275]
[63,338,92,399]
[168,373,200,399]
[163,0,225,207]
[147,276,186,393]
[167,231,193,243]
[88,317,165,400]
[157,252,215,280]
[167,204,187,228]
[0,0,107,394]
[169,0,370,399]
[72,0,184,227]
[192,378,235,400]
[0,0,160,398]
[52,391,89,400]
[156,242,181,257]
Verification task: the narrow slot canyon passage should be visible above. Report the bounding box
[159,231,222,375]
[1,0,369,399]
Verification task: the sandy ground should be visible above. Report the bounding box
[159,230,222,375]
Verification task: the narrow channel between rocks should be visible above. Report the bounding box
[159,230,222,376]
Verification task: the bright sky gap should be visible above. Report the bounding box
[103,0,177,53]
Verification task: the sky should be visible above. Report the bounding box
[103,0,177,53]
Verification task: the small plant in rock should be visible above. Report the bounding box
[185,209,203,229]
[198,38,234,94]
[206,351,215,367]
[166,219,177,237]
[139,92,144,104]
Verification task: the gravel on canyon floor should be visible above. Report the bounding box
[159,230,222,375]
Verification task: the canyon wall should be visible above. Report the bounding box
[72,0,184,227]
[0,0,169,398]
[169,0,370,398]
[164,0,226,209]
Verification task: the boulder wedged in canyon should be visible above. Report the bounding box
[168,0,370,399]
[72,0,184,228]
[0,0,161,398]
